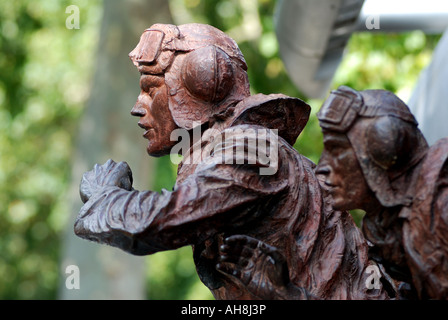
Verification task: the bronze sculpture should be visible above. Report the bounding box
[316,85,448,299]
[74,23,394,299]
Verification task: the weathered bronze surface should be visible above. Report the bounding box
[74,23,429,300]
[316,86,448,299]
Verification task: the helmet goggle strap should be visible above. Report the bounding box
[317,86,363,133]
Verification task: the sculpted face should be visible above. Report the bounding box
[316,131,373,211]
[131,74,179,157]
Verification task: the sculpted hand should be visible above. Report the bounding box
[216,235,290,299]
[79,159,133,203]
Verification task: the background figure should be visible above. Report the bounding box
[316,86,448,299]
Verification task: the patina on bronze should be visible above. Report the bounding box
[316,85,448,299]
[75,24,393,300]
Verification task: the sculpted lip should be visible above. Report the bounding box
[138,122,153,138]
[143,129,154,139]
[138,122,149,130]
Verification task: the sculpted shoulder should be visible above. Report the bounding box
[230,93,310,147]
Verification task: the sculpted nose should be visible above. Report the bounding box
[316,151,332,176]
[131,101,146,117]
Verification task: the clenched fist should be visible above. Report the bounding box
[79,159,133,203]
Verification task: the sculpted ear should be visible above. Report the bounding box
[366,116,417,171]
[181,46,234,103]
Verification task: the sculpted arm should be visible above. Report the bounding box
[74,157,283,255]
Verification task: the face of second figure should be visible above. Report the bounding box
[316,131,374,211]
[131,74,180,157]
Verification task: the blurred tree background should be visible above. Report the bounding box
[0,0,441,299]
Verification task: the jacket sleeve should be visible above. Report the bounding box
[401,139,448,299]
[74,131,287,255]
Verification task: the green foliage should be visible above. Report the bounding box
[0,0,102,299]
[146,246,212,300]
[335,31,440,97]
[0,0,442,300]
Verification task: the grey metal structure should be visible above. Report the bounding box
[275,0,448,99]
